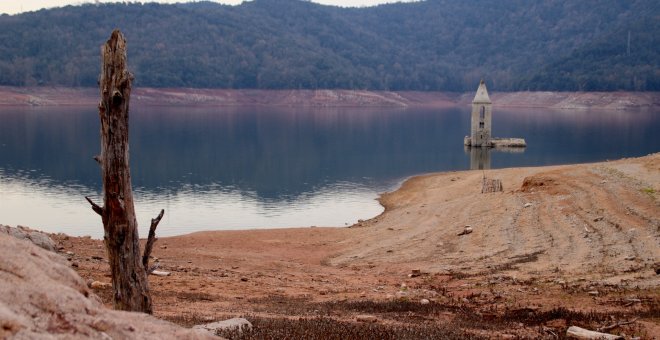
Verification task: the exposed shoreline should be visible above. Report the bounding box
[44,152,660,338]
[2,82,659,337]
[1,86,658,110]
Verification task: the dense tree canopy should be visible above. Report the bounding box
[0,0,657,91]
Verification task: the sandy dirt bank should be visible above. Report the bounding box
[48,153,660,338]
[0,86,658,110]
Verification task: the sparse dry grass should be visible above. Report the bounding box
[216,316,480,340]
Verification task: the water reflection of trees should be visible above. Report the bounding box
[0,106,467,201]
[130,106,466,199]
[1,106,658,201]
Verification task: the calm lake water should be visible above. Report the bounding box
[1,105,658,238]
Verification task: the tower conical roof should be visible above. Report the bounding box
[472,79,491,104]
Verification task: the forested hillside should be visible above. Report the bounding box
[0,0,657,91]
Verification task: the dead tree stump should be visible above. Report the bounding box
[86,30,163,314]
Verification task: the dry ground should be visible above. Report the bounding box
[55,153,660,338]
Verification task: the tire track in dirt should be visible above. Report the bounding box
[591,168,660,272]
[330,154,659,285]
[566,167,658,276]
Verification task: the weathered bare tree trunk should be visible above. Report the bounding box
[86,30,162,314]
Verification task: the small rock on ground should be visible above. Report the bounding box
[90,281,112,289]
[356,315,378,323]
[0,225,56,251]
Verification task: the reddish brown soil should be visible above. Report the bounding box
[53,154,660,338]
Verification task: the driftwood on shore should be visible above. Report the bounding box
[85,30,163,314]
[566,326,623,339]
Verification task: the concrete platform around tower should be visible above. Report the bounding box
[464,137,526,148]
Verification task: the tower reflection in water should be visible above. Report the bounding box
[465,146,525,170]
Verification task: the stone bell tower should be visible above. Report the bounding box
[469,79,492,147]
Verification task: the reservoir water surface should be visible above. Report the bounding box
[1,105,658,238]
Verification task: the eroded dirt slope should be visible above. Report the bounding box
[51,153,659,338]
[332,153,659,286]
